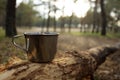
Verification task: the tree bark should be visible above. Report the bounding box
[100,0,107,36]
[5,0,17,37]
[0,44,120,80]
[53,5,57,32]
[92,0,97,33]
[53,12,56,32]
[61,4,65,33]
[46,2,51,32]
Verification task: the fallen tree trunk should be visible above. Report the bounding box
[0,44,120,80]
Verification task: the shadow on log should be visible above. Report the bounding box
[0,43,120,80]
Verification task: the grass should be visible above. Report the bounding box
[107,32,120,38]
[0,27,5,41]
[0,28,26,64]
[64,31,120,39]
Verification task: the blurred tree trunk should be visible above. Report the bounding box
[61,17,65,32]
[92,0,97,33]
[53,6,57,32]
[61,6,65,33]
[0,0,6,28]
[41,4,46,32]
[53,14,56,32]
[53,0,57,32]
[68,0,77,33]
[41,17,46,32]
[68,13,73,33]
[80,26,82,32]
[5,0,17,37]
[46,2,51,32]
[61,11,65,32]
[95,0,100,33]
[46,12,50,32]
[100,0,107,36]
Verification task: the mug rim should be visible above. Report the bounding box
[24,32,59,36]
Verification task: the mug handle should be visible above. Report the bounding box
[12,35,28,52]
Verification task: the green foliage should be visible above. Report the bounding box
[58,15,80,27]
[0,0,6,26]
[80,9,101,26]
[0,0,6,12]
[16,2,39,27]
[106,0,120,12]
[106,0,120,26]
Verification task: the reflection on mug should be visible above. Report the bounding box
[12,32,59,63]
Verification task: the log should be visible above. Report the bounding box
[0,44,120,80]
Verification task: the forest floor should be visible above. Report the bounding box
[58,34,120,80]
[0,27,120,80]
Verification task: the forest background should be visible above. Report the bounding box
[0,0,120,37]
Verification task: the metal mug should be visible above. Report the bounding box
[12,32,59,62]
